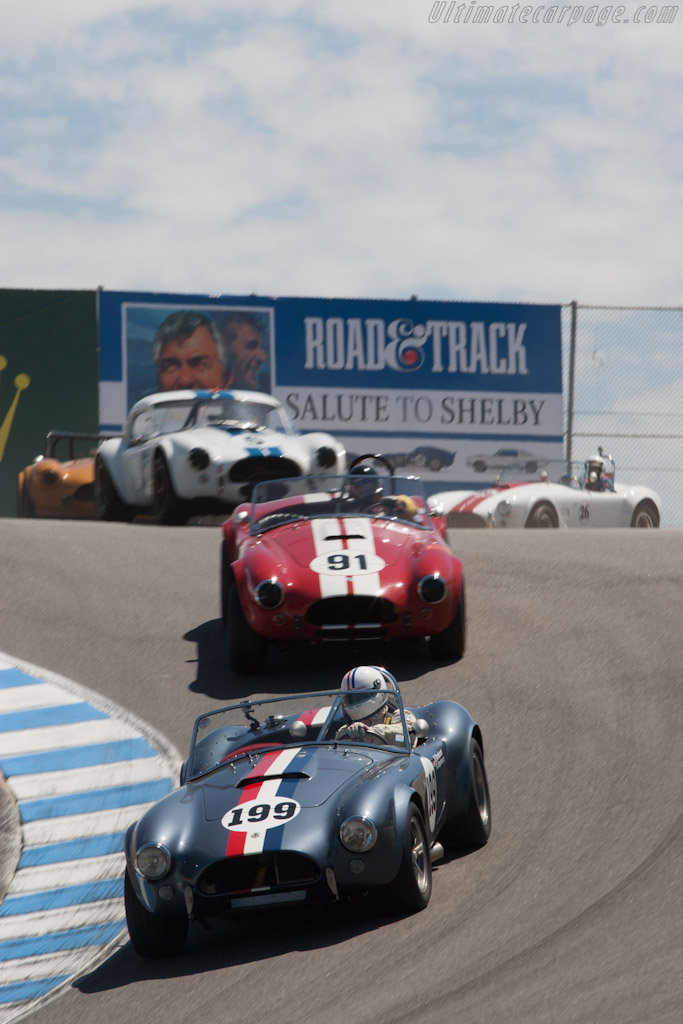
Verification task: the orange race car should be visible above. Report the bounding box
[16,431,119,519]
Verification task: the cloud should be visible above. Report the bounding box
[0,2,682,304]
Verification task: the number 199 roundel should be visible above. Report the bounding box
[221,468,465,674]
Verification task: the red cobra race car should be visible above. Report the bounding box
[221,461,465,673]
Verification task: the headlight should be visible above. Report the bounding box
[496,500,511,517]
[417,574,447,604]
[315,446,337,470]
[40,469,59,486]
[255,578,284,609]
[188,447,210,470]
[340,816,377,852]
[135,843,171,880]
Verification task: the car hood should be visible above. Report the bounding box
[168,425,296,456]
[258,515,421,571]
[200,743,381,821]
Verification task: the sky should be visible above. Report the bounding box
[1,1,682,306]
[2,1,682,523]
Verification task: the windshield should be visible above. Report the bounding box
[187,689,411,780]
[248,474,432,534]
[128,396,292,442]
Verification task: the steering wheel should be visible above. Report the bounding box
[348,453,395,476]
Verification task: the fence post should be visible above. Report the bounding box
[566,300,578,474]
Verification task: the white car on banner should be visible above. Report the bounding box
[465,447,549,474]
[430,448,661,529]
[94,390,346,524]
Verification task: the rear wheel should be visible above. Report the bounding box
[124,870,188,959]
[440,738,491,849]
[525,502,558,528]
[382,806,432,913]
[227,586,266,674]
[630,500,659,528]
[431,584,465,661]
[95,457,134,522]
[153,452,189,525]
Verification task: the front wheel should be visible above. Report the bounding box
[95,457,134,522]
[382,806,432,913]
[16,481,35,517]
[153,452,189,525]
[221,540,235,623]
[124,870,188,958]
[630,500,660,528]
[525,502,558,528]
[430,585,466,661]
[226,586,266,674]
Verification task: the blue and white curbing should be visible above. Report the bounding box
[0,653,182,1022]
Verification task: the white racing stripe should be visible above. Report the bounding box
[311,517,382,599]
[0,653,181,1022]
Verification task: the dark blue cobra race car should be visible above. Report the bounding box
[124,671,492,958]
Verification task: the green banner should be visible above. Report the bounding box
[0,290,98,517]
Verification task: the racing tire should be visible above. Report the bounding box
[16,482,35,517]
[153,452,189,526]
[226,586,266,674]
[630,500,660,528]
[95,457,134,522]
[440,738,491,850]
[382,806,432,914]
[525,502,559,528]
[430,585,466,662]
[221,540,235,623]
[124,870,188,958]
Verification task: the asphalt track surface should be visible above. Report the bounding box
[0,518,681,1024]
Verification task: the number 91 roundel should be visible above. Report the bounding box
[222,798,301,832]
[310,551,386,576]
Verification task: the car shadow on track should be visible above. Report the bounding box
[183,618,436,701]
[73,872,463,992]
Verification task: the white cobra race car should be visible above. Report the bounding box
[94,390,346,524]
[430,448,661,529]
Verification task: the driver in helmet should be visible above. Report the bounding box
[583,454,604,492]
[335,666,417,746]
[583,451,615,492]
[345,465,384,510]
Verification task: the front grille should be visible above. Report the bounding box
[307,595,398,626]
[446,512,487,528]
[229,457,301,484]
[197,852,320,896]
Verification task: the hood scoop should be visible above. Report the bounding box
[237,771,310,787]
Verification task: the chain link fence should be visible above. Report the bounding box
[561,303,683,528]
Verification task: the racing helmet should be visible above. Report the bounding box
[348,464,383,502]
[585,454,606,489]
[340,665,398,721]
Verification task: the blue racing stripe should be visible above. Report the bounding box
[19,777,173,822]
[0,975,72,1005]
[0,921,126,962]
[0,668,38,688]
[1,737,159,777]
[267,447,283,457]
[18,832,125,867]
[0,702,109,732]
[0,878,125,917]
